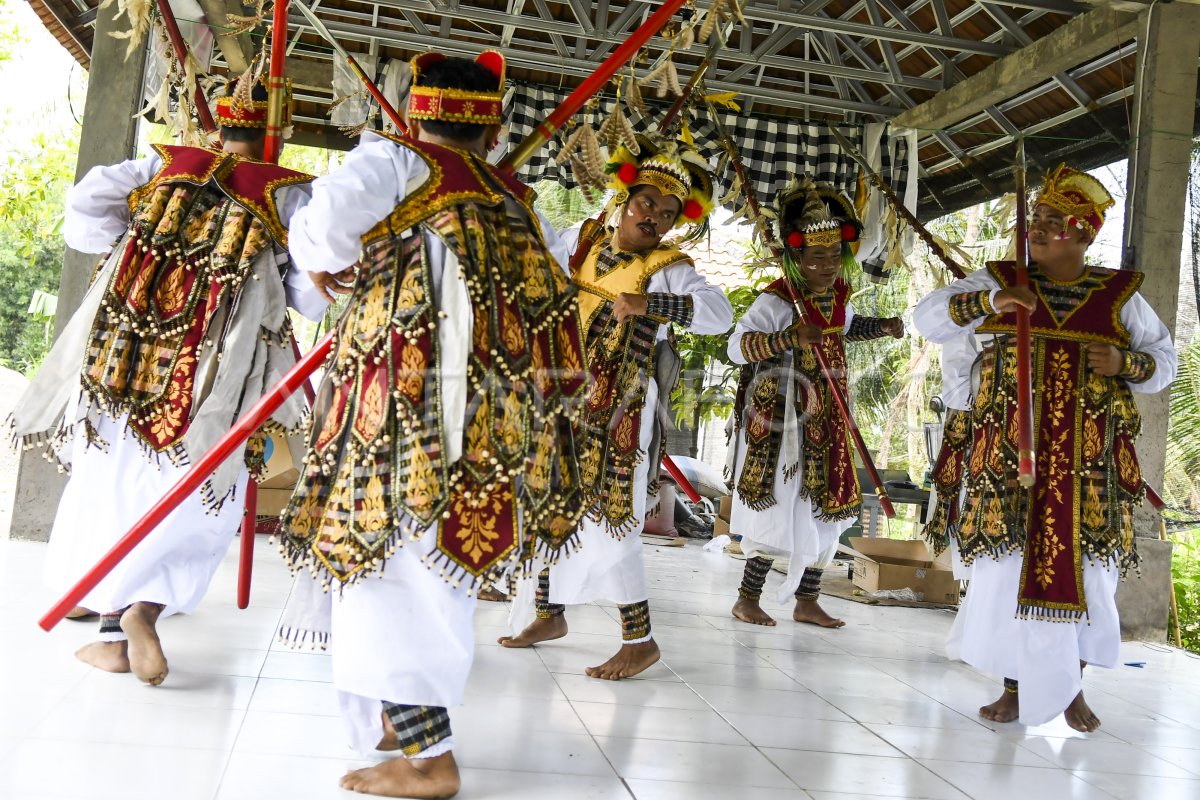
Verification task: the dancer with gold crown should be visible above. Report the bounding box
[499,134,734,680]
[9,77,324,686]
[277,52,588,797]
[726,177,903,628]
[914,164,1176,731]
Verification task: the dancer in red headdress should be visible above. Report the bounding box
[11,76,324,687]
[277,52,589,798]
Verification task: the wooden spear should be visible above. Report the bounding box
[1012,137,1035,489]
[155,0,218,135]
[827,126,968,280]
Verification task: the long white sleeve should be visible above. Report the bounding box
[842,300,857,333]
[912,270,1001,343]
[539,213,575,278]
[938,335,982,411]
[1121,291,1177,394]
[273,182,329,322]
[63,154,163,254]
[288,134,429,273]
[727,293,793,365]
[648,260,734,335]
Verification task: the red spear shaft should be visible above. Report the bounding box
[504,0,689,170]
[1013,138,1035,489]
[38,337,333,631]
[262,0,291,163]
[156,0,218,135]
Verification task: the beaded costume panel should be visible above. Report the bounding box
[922,408,971,556]
[958,261,1144,620]
[81,145,308,459]
[733,279,862,521]
[282,139,588,591]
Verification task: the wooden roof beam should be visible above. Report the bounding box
[893,5,1141,131]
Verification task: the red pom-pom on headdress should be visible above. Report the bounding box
[840,223,857,242]
[616,162,639,185]
[786,231,804,248]
[682,199,704,221]
[1067,216,1079,229]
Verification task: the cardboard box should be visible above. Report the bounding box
[713,516,730,538]
[259,430,302,490]
[718,494,732,522]
[848,537,959,605]
[257,487,294,518]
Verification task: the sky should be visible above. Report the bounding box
[0,0,87,156]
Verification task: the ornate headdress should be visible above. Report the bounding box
[605,134,715,232]
[407,51,505,125]
[1034,163,1114,238]
[776,176,861,285]
[215,75,291,130]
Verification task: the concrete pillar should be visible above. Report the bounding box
[1122,2,1200,504]
[1116,2,1200,640]
[8,11,148,541]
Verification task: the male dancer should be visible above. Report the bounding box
[726,178,902,628]
[914,164,1176,731]
[500,135,733,679]
[12,78,322,685]
[279,52,587,797]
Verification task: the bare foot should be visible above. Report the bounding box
[377,711,400,752]
[979,689,1019,723]
[340,751,461,798]
[497,615,567,648]
[1065,691,1101,732]
[121,602,168,686]
[792,597,845,628]
[732,597,777,627]
[585,640,661,680]
[65,606,99,621]
[477,587,508,602]
[75,640,130,673]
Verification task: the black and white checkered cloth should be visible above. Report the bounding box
[381,703,453,756]
[502,83,910,212]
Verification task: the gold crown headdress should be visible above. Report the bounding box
[215,74,291,130]
[606,134,715,229]
[777,176,861,250]
[1034,163,1114,238]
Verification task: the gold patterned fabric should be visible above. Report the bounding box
[573,232,689,536]
[282,140,588,590]
[922,408,971,556]
[957,261,1145,620]
[80,148,298,460]
[732,279,862,521]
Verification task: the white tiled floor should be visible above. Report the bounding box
[1,536,1199,800]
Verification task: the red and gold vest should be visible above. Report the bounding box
[735,278,862,521]
[959,261,1144,620]
[283,135,588,590]
[83,145,310,457]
